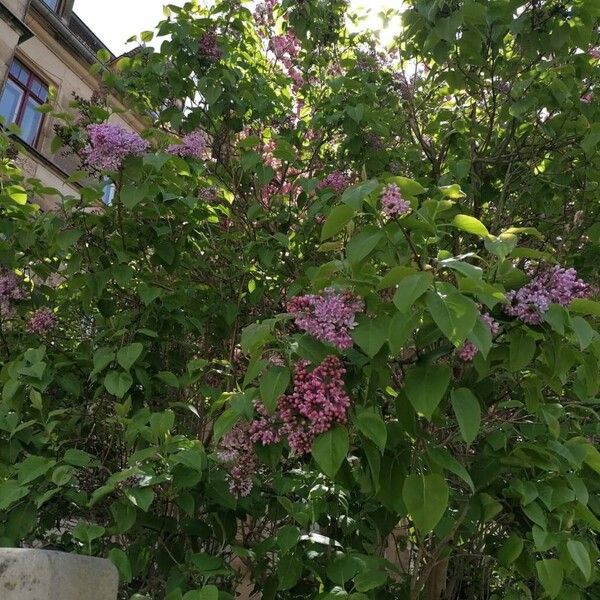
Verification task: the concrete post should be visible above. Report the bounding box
[0,548,118,600]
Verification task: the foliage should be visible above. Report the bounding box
[1,1,600,599]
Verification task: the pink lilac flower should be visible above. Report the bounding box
[277,356,350,454]
[167,130,207,159]
[249,401,282,446]
[82,123,149,171]
[26,307,57,334]
[581,92,594,103]
[270,32,301,60]
[198,31,221,61]
[254,0,277,27]
[287,288,364,349]
[0,268,27,319]
[505,265,591,324]
[589,46,600,60]
[381,184,411,218]
[318,171,351,194]
[219,423,257,497]
[456,313,500,362]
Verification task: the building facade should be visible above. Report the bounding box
[0,0,145,207]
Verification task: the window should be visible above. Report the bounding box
[41,0,60,11]
[0,59,48,146]
[101,177,115,205]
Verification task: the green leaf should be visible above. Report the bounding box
[393,273,433,313]
[426,289,478,345]
[341,179,379,209]
[385,176,426,196]
[92,347,115,377]
[72,522,105,553]
[508,330,536,371]
[6,185,27,204]
[213,409,238,443]
[311,425,348,479]
[569,298,600,317]
[259,367,290,413]
[497,533,524,566]
[451,388,481,446]
[536,559,563,599]
[571,316,595,350]
[109,548,132,583]
[183,586,219,600]
[0,480,29,510]
[346,228,383,264]
[138,285,162,305]
[452,214,490,238]
[104,371,133,398]
[17,456,55,484]
[388,311,419,355]
[567,540,591,580]
[466,315,493,358]
[326,554,361,585]
[352,315,389,357]
[56,229,82,250]
[321,205,355,241]
[427,446,474,493]
[354,570,387,592]
[117,343,144,371]
[405,363,451,420]
[125,487,154,512]
[354,410,387,452]
[403,474,449,533]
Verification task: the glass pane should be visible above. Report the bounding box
[0,80,23,124]
[101,178,116,205]
[30,79,48,102]
[20,99,43,144]
[41,0,59,10]
[9,60,29,85]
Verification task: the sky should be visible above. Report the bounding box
[72,0,402,56]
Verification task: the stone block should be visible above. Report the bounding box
[0,548,118,600]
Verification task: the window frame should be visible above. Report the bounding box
[1,58,49,147]
[40,0,62,13]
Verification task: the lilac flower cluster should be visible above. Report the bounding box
[198,32,221,61]
[167,131,207,159]
[277,357,350,454]
[589,46,600,60]
[254,0,277,27]
[581,92,594,104]
[219,356,352,494]
[270,32,301,60]
[26,307,57,334]
[219,424,256,497]
[249,401,282,446]
[82,123,149,171]
[456,313,500,362]
[381,184,411,218]
[318,171,351,194]
[505,265,591,324]
[287,288,364,349]
[0,268,27,319]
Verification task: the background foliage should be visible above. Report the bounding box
[1,1,600,599]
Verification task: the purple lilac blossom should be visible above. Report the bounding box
[82,123,149,171]
[381,184,411,218]
[505,265,591,324]
[26,307,57,334]
[318,171,351,194]
[0,268,27,319]
[167,131,207,159]
[287,288,364,349]
[277,356,350,454]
